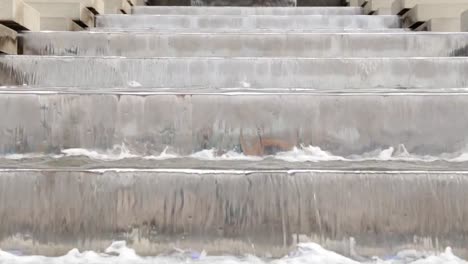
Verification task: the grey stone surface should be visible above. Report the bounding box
[96,14,401,30]
[1,167,468,257]
[0,90,468,156]
[1,56,468,88]
[462,9,468,31]
[132,6,363,15]
[19,31,468,57]
[0,24,17,54]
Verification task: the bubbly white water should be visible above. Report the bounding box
[0,242,466,264]
[4,143,468,163]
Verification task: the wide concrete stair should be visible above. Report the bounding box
[2,3,468,260]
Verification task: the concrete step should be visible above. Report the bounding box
[19,31,468,57]
[1,160,468,257]
[1,56,468,89]
[95,14,401,30]
[131,6,363,15]
[0,88,468,157]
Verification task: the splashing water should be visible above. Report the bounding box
[0,242,465,264]
[3,143,468,163]
[61,143,139,161]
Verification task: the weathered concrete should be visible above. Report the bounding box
[1,167,468,257]
[0,0,40,31]
[391,0,468,16]
[96,14,401,30]
[24,0,105,14]
[1,56,468,88]
[24,2,95,29]
[132,6,363,15]
[462,9,468,31]
[39,17,85,31]
[19,31,468,57]
[0,24,17,54]
[0,90,468,156]
[363,0,392,15]
[403,3,468,29]
[426,18,461,32]
[104,0,126,14]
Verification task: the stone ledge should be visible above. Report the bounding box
[25,0,104,14]
[0,24,17,54]
[24,2,95,29]
[392,0,468,16]
[363,0,394,15]
[402,3,468,29]
[0,0,40,31]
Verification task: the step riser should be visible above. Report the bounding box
[2,57,468,88]
[131,6,364,15]
[190,0,295,6]
[1,92,468,156]
[96,15,401,30]
[1,170,468,257]
[20,32,468,57]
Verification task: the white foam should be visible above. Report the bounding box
[143,146,179,160]
[61,143,138,161]
[189,149,262,161]
[3,143,468,163]
[274,145,346,162]
[0,241,465,264]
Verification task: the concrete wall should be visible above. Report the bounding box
[19,31,468,57]
[1,168,468,257]
[1,56,468,89]
[1,92,468,156]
